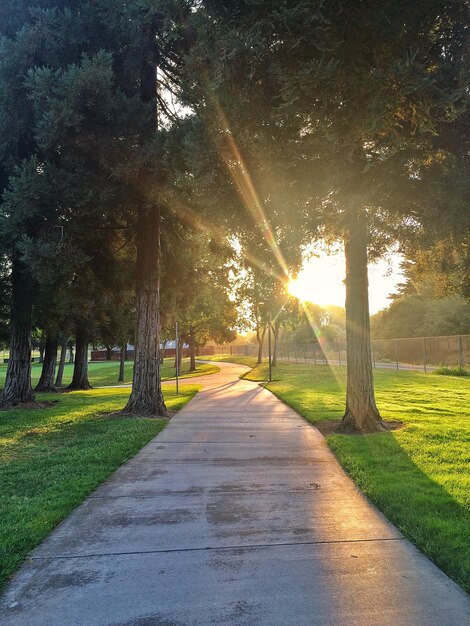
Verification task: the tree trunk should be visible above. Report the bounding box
[272,320,280,367]
[122,205,166,416]
[38,333,45,363]
[35,335,58,392]
[1,259,35,407]
[257,326,266,365]
[118,343,126,382]
[68,341,74,363]
[67,326,91,390]
[55,336,68,386]
[105,345,112,361]
[178,337,184,370]
[337,211,386,433]
[120,46,166,417]
[189,328,196,372]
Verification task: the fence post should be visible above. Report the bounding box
[423,337,427,373]
[458,335,464,369]
[394,340,399,370]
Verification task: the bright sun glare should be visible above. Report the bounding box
[288,250,404,314]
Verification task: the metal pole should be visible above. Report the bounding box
[394,340,399,370]
[268,307,272,382]
[175,321,179,395]
[423,337,427,373]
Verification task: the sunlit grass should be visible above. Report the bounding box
[0,384,198,589]
[0,358,219,388]
[244,361,470,592]
[198,354,258,368]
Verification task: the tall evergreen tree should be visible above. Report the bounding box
[189,0,469,431]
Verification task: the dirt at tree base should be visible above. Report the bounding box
[315,419,404,437]
[0,399,59,411]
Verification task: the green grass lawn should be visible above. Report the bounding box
[0,357,219,389]
[0,384,198,590]
[244,361,470,592]
[199,354,259,368]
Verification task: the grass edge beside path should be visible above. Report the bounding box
[207,357,470,592]
[197,354,258,368]
[0,358,220,390]
[0,384,198,590]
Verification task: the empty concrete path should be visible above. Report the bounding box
[1,362,469,625]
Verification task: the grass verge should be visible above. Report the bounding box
[0,384,198,590]
[0,358,219,389]
[244,361,470,592]
[198,354,258,368]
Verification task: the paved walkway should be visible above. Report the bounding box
[1,362,469,625]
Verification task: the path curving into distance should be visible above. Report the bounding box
[1,361,469,625]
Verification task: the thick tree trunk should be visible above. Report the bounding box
[189,328,196,372]
[118,343,126,382]
[1,259,35,407]
[35,335,58,392]
[257,326,266,365]
[68,341,74,363]
[55,336,68,386]
[67,326,91,390]
[122,205,166,416]
[121,48,166,417]
[337,211,386,433]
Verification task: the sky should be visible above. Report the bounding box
[288,249,404,314]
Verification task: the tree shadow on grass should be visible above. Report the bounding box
[327,429,470,593]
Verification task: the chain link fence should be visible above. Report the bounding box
[214,334,470,372]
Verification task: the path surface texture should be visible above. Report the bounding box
[2,362,469,626]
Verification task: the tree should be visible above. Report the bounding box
[192,0,469,431]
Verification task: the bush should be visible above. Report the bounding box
[435,366,470,377]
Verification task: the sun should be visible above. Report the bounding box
[287,255,346,307]
[287,248,404,313]
[288,277,311,302]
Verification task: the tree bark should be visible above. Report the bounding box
[35,335,58,392]
[122,204,166,416]
[178,337,184,370]
[68,341,74,363]
[257,325,266,365]
[1,259,35,407]
[271,320,280,367]
[120,44,166,417]
[38,333,45,363]
[105,345,112,361]
[118,343,126,382]
[67,326,91,390]
[189,328,196,372]
[337,210,386,433]
[55,336,68,386]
